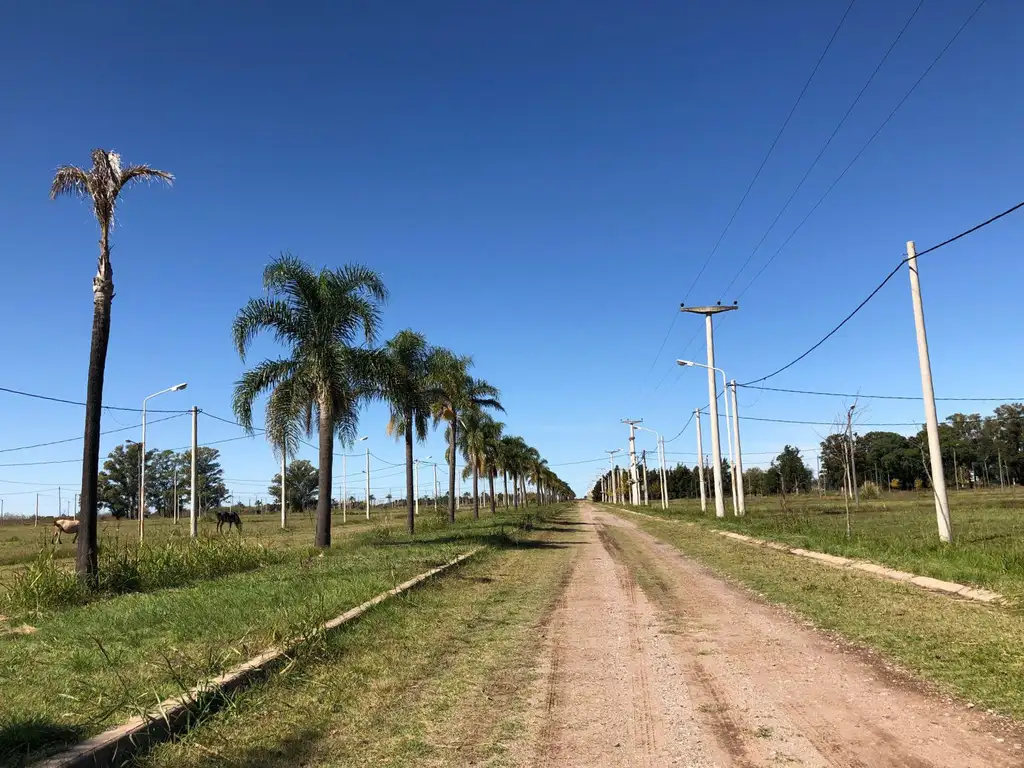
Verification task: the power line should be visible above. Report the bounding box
[0,413,188,455]
[740,200,1024,386]
[738,384,1023,402]
[0,385,189,413]
[664,410,696,444]
[680,0,856,304]
[736,0,988,299]
[719,0,926,297]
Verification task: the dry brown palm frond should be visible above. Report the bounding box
[120,165,175,188]
[49,166,90,200]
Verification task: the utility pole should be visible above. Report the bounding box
[641,451,649,506]
[907,240,952,543]
[953,449,961,492]
[729,381,746,516]
[365,446,371,519]
[605,449,621,505]
[622,419,643,505]
[846,406,859,508]
[172,467,178,524]
[58,486,62,519]
[816,453,823,496]
[73,493,78,520]
[433,463,439,512]
[35,493,39,526]
[342,453,348,524]
[660,437,669,509]
[414,459,421,516]
[694,409,707,513]
[681,303,736,518]
[190,406,198,537]
[998,449,1005,490]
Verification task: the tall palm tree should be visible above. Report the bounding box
[496,436,518,509]
[483,420,505,514]
[377,330,443,535]
[51,150,173,583]
[457,409,488,520]
[431,352,502,523]
[500,436,530,510]
[232,254,387,549]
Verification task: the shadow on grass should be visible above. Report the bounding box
[0,717,85,766]
[371,532,573,550]
[160,726,325,768]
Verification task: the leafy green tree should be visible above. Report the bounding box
[178,447,230,513]
[772,446,813,494]
[232,254,387,548]
[98,442,147,519]
[377,330,444,535]
[269,459,319,514]
[51,150,173,582]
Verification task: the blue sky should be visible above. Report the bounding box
[1,0,1022,510]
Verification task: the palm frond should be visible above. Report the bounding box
[49,166,90,200]
[232,298,300,359]
[119,165,174,189]
[231,358,299,430]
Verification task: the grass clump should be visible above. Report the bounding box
[2,537,281,615]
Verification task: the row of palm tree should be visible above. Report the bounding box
[54,148,571,580]
[232,255,573,544]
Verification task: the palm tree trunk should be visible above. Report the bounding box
[512,473,519,509]
[447,417,457,524]
[77,229,113,584]
[472,464,480,520]
[522,476,529,508]
[488,472,496,514]
[503,471,509,509]
[315,397,334,548]
[405,413,415,535]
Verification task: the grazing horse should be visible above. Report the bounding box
[52,518,79,544]
[216,510,243,533]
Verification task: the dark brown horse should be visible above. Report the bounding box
[216,510,242,533]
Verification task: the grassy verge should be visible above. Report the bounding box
[612,489,1024,603]
[0,504,567,765]
[0,512,374,569]
[609,508,1024,720]
[135,505,580,768]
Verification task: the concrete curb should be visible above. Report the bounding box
[598,504,1008,607]
[35,548,483,768]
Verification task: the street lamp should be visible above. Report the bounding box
[604,448,622,504]
[677,360,740,516]
[139,382,187,542]
[414,456,432,516]
[635,425,669,510]
[343,436,368,524]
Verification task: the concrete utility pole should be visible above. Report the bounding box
[729,381,746,516]
[907,240,952,543]
[847,405,859,508]
[172,467,178,524]
[190,406,199,537]
[35,493,39,526]
[605,449,621,504]
[342,453,347,524]
[681,303,737,518]
[434,463,439,512]
[694,409,707,513]
[622,419,643,505]
[280,449,287,529]
[641,451,649,506]
[659,437,669,509]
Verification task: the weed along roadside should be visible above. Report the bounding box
[0,504,572,766]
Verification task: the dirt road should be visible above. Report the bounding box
[523,504,1021,767]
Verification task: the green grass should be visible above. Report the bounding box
[0,510,377,570]
[612,488,1024,602]
[0,504,564,766]
[136,504,581,768]
[605,510,1024,722]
